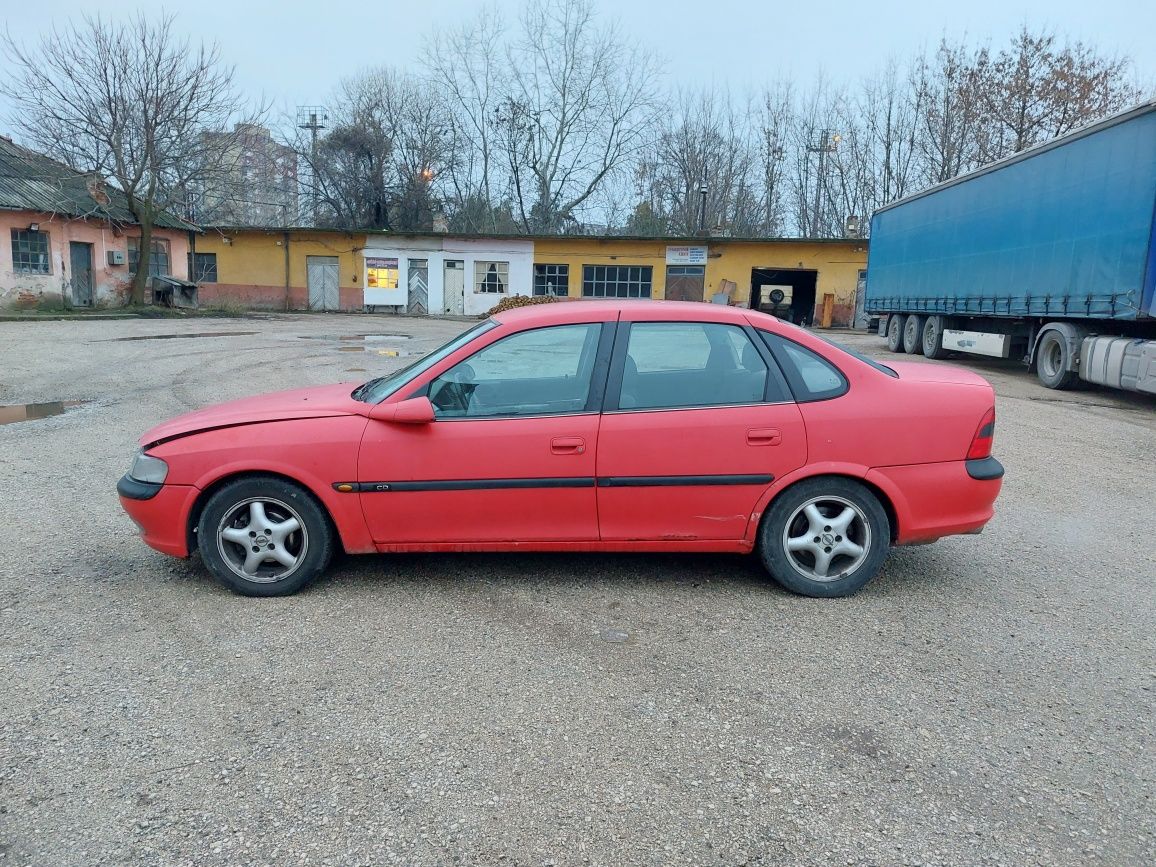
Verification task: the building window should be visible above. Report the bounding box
[128,238,171,277]
[533,263,569,296]
[11,229,50,274]
[474,260,508,293]
[582,265,652,298]
[191,252,218,283]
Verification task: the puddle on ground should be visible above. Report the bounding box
[337,345,418,356]
[0,400,89,426]
[111,331,258,341]
[298,333,412,342]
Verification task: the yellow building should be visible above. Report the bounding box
[193,228,868,326]
[532,236,868,326]
[192,227,366,311]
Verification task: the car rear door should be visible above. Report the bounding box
[357,319,614,545]
[595,316,807,542]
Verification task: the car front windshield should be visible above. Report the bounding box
[352,320,497,404]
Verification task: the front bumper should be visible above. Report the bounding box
[118,479,199,558]
[117,473,162,500]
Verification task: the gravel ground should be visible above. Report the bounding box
[1,313,1153,867]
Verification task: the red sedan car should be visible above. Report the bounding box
[118,301,1003,598]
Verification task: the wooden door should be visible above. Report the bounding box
[407,259,429,315]
[443,260,464,315]
[306,256,339,310]
[69,242,93,307]
[664,265,705,302]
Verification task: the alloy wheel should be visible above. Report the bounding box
[216,497,310,583]
[782,495,872,582]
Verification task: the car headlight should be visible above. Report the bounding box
[129,450,169,484]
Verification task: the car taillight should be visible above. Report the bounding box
[967,407,996,460]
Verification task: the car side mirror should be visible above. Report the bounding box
[371,395,435,425]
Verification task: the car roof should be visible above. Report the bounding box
[492,299,769,327]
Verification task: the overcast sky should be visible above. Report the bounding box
[3,0,1153,126]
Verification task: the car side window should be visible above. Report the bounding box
[617,322,783,410]
[429,323,602,418]
[759,332,849,402]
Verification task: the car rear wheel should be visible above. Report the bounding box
[759,478,890,598]
[197,476,334,596]
[922,315,948,359]
[885,314,905,352]
[902,314,925,354]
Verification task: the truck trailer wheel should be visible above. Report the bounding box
[902,315,925,354]
[1036,329,1079,390]
[921,316,948,359]
[885,315,905,352]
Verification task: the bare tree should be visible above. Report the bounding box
[494,0,661,233]
[910,39,986,185]
[423,8,510,232]
[635,89,762,236]
[1,14,252,303]
[756,82,794,236]
[294,68,452,231]
[973,27,1141,160]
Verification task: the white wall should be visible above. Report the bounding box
[363,236,534,316]
[443,238,534,317]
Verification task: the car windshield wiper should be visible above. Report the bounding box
[351,377,386,402]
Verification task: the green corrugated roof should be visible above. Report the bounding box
[0,136,197,231]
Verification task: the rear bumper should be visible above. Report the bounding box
[965,456,1005,480]
[118,482,198,558]
[867,458,1003,545]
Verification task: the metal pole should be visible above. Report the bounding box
[698,185,708,234]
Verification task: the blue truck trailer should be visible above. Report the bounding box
[865,99,1156,393]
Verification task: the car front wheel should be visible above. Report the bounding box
[197,476,334,596]
[759,478,890,598]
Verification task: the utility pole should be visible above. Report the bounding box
[698,184,708,235]
[807,129,840,238]
[296,106,328,226]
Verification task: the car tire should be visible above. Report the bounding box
[921,315,948,359]
[758,477,891,598]
[1035,330,1079,390]
[902,314,925,354]
[885,314,905,352]
[197,475,334,597]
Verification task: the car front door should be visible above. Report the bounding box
[596,317,808,542]
[357,320,612,545]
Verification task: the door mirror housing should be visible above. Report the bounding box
[371,395,435,425]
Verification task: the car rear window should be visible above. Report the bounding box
[758,332,849,402]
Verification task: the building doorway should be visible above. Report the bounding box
[407,259,429,315]
[306,256,339,310]
[750,268,817,325]
[443,260,464,315]
[69,242,93,307]
[664,265,705,302]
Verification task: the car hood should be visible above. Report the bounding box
[140,382,366,446]
[887,361,992,387]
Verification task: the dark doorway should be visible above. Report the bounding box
[665,265,705,302]
[749,268,817,326]
[69,242,94,307]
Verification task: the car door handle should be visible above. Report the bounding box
[551,436,586,455]
[747,428,782,446]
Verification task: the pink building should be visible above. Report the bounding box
[0,136,193,308]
